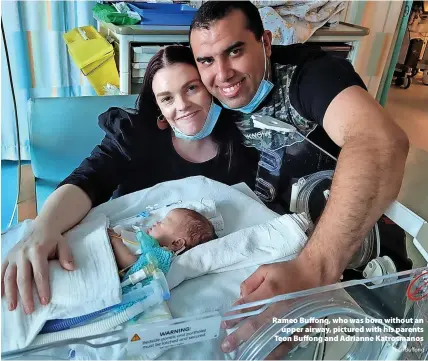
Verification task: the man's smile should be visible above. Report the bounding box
[218,79,245,98]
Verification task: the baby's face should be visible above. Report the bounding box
[146,209,186,250]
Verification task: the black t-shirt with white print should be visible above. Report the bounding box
[237,44,366,209]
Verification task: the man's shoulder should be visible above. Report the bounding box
[271,44,326,67]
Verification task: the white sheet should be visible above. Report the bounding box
[1,215,121,353]
[83,177,279,235]
[63,178,309,360]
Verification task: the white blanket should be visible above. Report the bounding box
[158,216,308,360]
[2,177,309,360]
[1,215,121,353]
[167,213,309,289]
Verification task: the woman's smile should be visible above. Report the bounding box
[176,110,201,122]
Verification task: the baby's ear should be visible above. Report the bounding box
[172,238,186,251]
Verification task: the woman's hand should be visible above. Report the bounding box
[1,220,75,314]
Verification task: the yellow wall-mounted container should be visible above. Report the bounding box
[63,26,119,95]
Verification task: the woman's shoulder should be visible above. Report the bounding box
[98,107,141,133]
[99,107,161,138]
[97,107,159,152]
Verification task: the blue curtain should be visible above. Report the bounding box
[1,1,97,160]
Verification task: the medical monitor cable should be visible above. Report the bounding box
[1,19,22,230]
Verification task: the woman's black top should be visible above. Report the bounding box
[58,107,259,207]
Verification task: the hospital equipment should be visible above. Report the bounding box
[40,271,169,333]
[121,253,160,288]
[289,169,381,270]
[119,228,176,288]
[40,307,115,334]
[363,256,398,285]
[393,38,424,89]
[124,269,170,302]
[24,272,169,353]
[111,200,183,228]
[30,281,168,349]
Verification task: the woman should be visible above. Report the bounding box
[1,46,258,314]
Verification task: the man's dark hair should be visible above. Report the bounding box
[190,1,264,40]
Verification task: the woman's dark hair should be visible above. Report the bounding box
[135,45,244,171]
[136,45,196,125]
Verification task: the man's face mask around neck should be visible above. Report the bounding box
[220,37,274,114]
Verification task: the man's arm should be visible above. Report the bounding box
[301,85,409,283]
[220,85,409,354]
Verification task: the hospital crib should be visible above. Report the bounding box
[3,269,427,360]
[2,96,428,360]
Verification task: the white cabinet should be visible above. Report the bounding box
[98,21,369,95]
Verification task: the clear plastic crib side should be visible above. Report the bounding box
[3,267,427,360]
[231,267,428,360]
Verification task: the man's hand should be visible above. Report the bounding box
[220,255,340,353]
[1,221,75,314]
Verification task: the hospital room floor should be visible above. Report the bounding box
[385,72,428,268]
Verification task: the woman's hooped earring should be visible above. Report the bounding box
[157,114,168,130]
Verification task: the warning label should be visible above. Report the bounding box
[131,334,141,342]
[127,315,221,355]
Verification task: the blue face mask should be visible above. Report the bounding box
[220,38,273,114]
[172,100,222,140]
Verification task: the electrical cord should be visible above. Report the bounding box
[1,18,22,230]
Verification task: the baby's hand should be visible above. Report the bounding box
[108,230,137,270]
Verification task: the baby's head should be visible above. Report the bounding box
[147,208,216,254]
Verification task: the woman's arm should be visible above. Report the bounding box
[36,184,92,234]
[2,123,134,314]
[1,185,92,315]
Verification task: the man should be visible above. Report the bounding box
[189,1,409,353]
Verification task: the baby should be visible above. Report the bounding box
[108,208,216,271]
